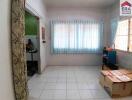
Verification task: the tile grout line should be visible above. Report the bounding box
[66,67,68,100]
[74,69,81,100]
[38,74,47,100]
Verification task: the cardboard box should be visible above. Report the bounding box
[118,69,132,75]
[100,69,132,98]
[127,74,132,79]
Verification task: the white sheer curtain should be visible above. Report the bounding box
[111,18,118,48]
[51,20,103,54]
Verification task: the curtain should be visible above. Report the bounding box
[110,18,118,48]
[51,20,103,54]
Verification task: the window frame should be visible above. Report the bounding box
[115,18,132,53]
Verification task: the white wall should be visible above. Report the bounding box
[0,0,15,100]
[26,0,47,20]
[26,0,47,72]
[109,1,132,69]
[46,7,109,66]
[39,21,47,72]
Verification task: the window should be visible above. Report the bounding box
[114,18,132,52]
[51,20,103,54]
[115,20,129,51]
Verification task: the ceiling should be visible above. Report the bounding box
[44,0,116,8]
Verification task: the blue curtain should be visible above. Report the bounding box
[51,20,103,54]
[110,18,118,48]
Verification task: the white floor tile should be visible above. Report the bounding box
[55,83,66,89]
[46,77,58,83]
[67,90,81,100]
[67,78,77,83]
[67,83,78,90]
[87,82,103,90]
[28,66,132,100]
[53,90,66,100]
[91,89,110,99]
[79,90,93,99]
[57,78,67,83]
[44,83,57,90]
[39,90,54,100]
[77,83,89,90]
[29,89,43,99]
[28,82,46,90]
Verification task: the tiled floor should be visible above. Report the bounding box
[28,66,132,100]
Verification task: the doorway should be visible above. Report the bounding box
[25,10,40,78]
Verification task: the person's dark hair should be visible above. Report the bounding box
[28,39,32,44]
[26,39,34,52]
